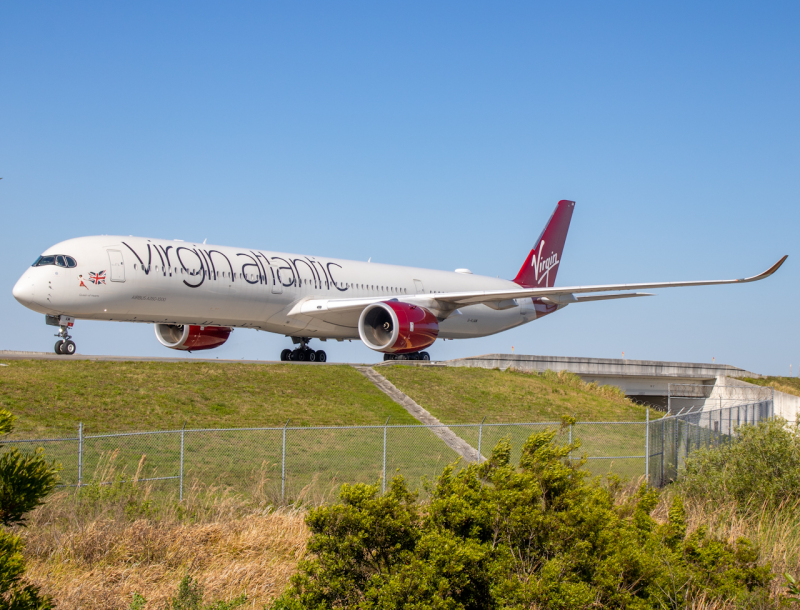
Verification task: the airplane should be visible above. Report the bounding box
[12,200,787,361]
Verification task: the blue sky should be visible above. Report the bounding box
[1,1,798,373]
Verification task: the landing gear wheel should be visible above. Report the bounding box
[315,350,327,362]
[63,340,76,355]
[280,349,292,362]
[307,349,317,362]
[383,354,394,361]
[419,352,430,361]
[54,340,65,355]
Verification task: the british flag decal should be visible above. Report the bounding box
[89,271,106,285]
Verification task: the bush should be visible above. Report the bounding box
[127,575,247,610]
[680,418,800,510]
[0,409,60,609]
[273,428,773,610]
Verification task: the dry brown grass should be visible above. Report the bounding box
[650,491,800,606]
[17,478,311,609]
[15,467,799,609]
[23,511,308,609]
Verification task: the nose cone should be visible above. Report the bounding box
[12,272,36,309]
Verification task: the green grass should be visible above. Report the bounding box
[378,366,655,481]
[0,359,416,436]
[742,376,800,399]
[379,365,650,423]
[0,360,659,496]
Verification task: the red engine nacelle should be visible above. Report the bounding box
[155,324,232,351]
[358,301,439,354]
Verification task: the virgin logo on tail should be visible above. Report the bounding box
[531,240,559,286]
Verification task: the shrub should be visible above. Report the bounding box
[127,575,247,610]
[0,409,60,609]
[273,429,773,609]
[680,418,800,510]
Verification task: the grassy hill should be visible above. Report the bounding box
[0,359,416,436]
[742,376,800,399]
[379,365,650,423]
[0,359,653,438]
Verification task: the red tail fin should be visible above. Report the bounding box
[513,200,575,288]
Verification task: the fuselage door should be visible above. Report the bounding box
[107,250,125,282]
[271,271,283,294]
[413,279,424,294]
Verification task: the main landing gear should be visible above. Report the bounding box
[280,337,327,363]
[47,315,77,356]
[383,352,431,361]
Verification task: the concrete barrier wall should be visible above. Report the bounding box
[709,376,799,424]
[445,354,758,380]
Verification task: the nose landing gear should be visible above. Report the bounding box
[280,337,327,363]
[46,315,77,356]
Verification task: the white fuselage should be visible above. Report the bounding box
[12,236,543,341]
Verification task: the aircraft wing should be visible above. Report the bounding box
[288,255,787,323]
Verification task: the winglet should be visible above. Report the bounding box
[739,255,788,282]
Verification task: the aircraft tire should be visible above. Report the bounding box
[316,350,327,362]
[307,350,316,362]
[280,349,292,361]
[54,340,64,355]
[420,352,430,361]
[63,340,76,356]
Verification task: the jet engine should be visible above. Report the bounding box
[155,324,232,351]
[358,301,439,354]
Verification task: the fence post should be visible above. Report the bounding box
[645,408,650,485]
[568,422,573,463]
[281,419,290,502]
[382,417,390,494]
[77,422,83,488]
[179,423,185,502]
[477,416,486,463]
[660,417,665,483]
[667,384,671,415]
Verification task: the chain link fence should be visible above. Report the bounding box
[2,389,774,499]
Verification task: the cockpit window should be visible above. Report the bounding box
[32,255,77,268]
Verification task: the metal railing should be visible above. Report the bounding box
[2,396,773,499]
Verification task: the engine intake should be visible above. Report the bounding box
[358,301,438,354]
[155,324,232,351]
